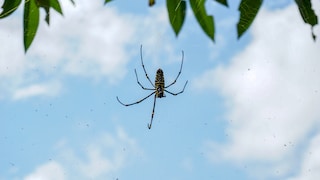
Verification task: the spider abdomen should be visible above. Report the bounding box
[155,69,165,98]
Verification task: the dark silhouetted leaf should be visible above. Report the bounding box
[149,0,155,6]
[44,6,50,24]
[36,0,63,25]
[214,0,228,7]
[295,0,318,40]
[0,0,22,18]
[105,0,112,4]
[69,0,75,5]
[167,0,186,36]
[24,0,40,52]
[190,0,215,41]
[36,0,63,14]
[237,0,262,39]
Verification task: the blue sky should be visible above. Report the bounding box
[1,0,320,179]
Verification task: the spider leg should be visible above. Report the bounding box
[165,50,184,88]
[117,91,155,106]
[164,80,188,96]
[134,69,155,90]
[140,45,155,88]
[147,94,157,129]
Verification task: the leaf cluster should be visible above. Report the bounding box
[0,0,318,53]
[162,0,317,41]
[0,0,74,52]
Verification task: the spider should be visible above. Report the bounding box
[117,45,188,129]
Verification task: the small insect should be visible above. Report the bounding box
[117,45,188,129]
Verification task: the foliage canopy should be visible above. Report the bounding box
[0,0,318,52]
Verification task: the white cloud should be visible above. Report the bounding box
[23,128,142,179]
[0,0,173,100]
[24,161,66,180]
[51,127,142,179]
[13,81,62,100]
[30,0,136,83]
[289,133,320,180]
[77,128,142,178]
[197,3,320,179]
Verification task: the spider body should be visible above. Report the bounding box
[155,69,165,98]
[117,45,188,129]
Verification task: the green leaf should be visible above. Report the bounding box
[0,0,22,18]
[214,0,228,7]
[190,0,215,41]
[24,0,40,52]
[295,0,318,40]
[167,0,186,36]
[48,0,63,15]
[105,0,112,4]
[237,0,262,39]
